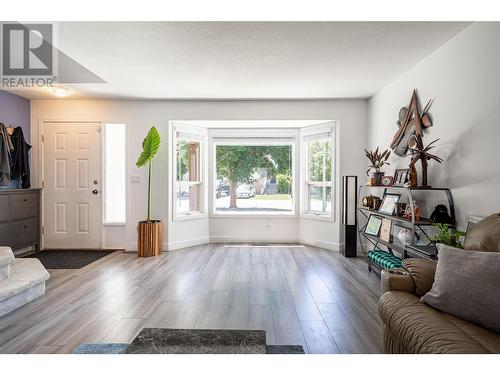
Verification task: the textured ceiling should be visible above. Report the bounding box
[7,22,470,100]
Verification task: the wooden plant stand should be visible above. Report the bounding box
[137,220,163,257]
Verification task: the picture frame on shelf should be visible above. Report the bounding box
[393,168,409,187]
[365,215,383,236]
[380,218,392,242]
[378,193,401,215]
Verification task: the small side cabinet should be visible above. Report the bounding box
[0,189,42,256]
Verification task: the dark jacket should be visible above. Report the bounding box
[10,127,31,188]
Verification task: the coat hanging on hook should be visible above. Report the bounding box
[10,127,31,189]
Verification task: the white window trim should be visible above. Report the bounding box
[171,122,208,221]
[102,122,127,226]
[209,128,299,218]
[300,121,336,221]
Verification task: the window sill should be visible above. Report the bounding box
[174,213,208,222]
[210,212,298,219]
[102,222,126,227]
[300,213,335,222]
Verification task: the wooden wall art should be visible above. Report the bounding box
[390,90,442,188]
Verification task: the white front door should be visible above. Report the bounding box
[43,122,101,249]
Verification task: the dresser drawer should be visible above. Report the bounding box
[0,222,9,245]
[11,193,38,219]
[11,218,38,247]
[0,195,9,221]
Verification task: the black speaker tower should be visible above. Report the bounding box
[341,176,358,257]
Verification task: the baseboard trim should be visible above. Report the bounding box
[166,236,210,251]
[209,236,300,244]
[296,238,340,252]
[130,236,344,253]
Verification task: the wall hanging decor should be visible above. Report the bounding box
[390,90,443,188]
[390,90,433,157]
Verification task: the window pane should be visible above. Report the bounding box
[176,139,200,182]
[308,185,332,213]
[215,144,293,214]
[176,138,201,213]
[308,139,332,182]
[104,123,125,223]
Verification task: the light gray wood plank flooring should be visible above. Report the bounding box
[0,244,382,354]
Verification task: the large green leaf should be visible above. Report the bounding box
[136,126,161,167]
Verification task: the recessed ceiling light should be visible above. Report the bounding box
[47,86,72,97]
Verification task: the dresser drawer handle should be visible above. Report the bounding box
[23,225,28,228]
[23,199,28,202]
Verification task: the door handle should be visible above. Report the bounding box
[92,189,99,195]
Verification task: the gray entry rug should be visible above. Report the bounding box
[26,250,115,269]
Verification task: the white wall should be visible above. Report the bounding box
[368,22,500,228]
[31,99,368,251]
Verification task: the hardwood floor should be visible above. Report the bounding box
[0,244,383,354]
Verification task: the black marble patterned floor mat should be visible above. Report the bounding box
[74,328,305,354]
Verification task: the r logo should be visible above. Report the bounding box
[2,23,53,76]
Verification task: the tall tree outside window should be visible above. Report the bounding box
[215,144,293,214]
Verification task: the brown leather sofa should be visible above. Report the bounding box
[378,214,500,353]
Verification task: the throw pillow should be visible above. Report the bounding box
[421,244,500,334]
[464,213,500,251]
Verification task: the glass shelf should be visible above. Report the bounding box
[358,207,433,226]
[358,183,454,262]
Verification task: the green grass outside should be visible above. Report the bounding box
[250,194,292,201]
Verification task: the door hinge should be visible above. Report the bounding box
[41,134,44,142]
[41,226,44,235]
[97,124,102,132]
[42,181,45,188]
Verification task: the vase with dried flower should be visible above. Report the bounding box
[364,147,391,186]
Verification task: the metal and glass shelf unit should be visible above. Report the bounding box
[357,185,455,269]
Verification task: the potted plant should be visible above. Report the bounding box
[431,223,466,249]
[136,126,162,257]
[364,147,391,185]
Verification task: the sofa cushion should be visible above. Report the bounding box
[379,291,500,353]
[464,213,500,252]
[421,245,500,334]
[401,258,436,297]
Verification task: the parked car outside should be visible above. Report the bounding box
[236,184,256,198]
[215,179,230,198]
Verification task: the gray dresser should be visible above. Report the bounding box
[0,189,42,256]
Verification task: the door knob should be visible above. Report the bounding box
[92,189,99,195]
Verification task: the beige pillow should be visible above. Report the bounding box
[421,244,500,334]
[464,213,500,251]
